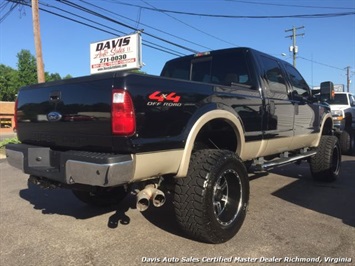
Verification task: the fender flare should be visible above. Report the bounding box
[312,113,334,147]
[175,109,245,177]
[321,113,334,133]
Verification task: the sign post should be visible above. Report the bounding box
[90,32,142,74]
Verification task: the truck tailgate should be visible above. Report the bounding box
[16,74,117,152]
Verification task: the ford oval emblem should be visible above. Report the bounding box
[47,111,62,122]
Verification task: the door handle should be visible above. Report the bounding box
[294,103,299,115]
[268,100,275,115]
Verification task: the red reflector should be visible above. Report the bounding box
[112,89,135,135]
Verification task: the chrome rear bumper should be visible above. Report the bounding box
[6,144,135,187]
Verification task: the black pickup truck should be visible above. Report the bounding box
[6,47,341,243]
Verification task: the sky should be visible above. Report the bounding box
[1,0,355,93]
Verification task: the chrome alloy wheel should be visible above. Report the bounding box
[212,169,242,226]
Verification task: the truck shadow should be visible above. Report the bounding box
[142,159,355,240]
[18,158,354,240]
[270,159,355,228]
[19,182,186,238]
[19,182,120,219]
[139,193,188,239]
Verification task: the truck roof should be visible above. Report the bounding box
[163,47,282,64]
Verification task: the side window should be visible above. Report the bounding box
[190,51,256,88]
[284,64,310,97]
[212,52,254,87]
[260,56,287,95]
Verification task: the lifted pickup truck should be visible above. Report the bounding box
[327,92,355,155]
[6,47,341,243]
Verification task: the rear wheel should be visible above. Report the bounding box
[310,135,341,182]
[72,186,127,207]
[174,149,249,243]
[339,128,354,155]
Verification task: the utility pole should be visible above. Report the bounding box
[285,26,305,68]
[31,0,45,83]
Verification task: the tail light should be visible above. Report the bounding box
[111,89,136,135]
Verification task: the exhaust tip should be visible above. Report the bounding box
[136,185,166,211]
[136,189,151,212]
[137,197,150,212]
[152,191,166,207]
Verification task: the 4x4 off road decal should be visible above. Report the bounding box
[147,91,182,107]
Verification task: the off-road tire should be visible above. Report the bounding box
[174,149,249,244]
[72,186,127,207]
[339,128,354,155]
[310,135,341,182]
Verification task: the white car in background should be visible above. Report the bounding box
[327,92,355,155]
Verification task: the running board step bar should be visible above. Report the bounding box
[254,150,317,171]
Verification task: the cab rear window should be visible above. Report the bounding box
[161,50,255,88]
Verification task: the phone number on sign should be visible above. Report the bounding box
[99,54,127,63]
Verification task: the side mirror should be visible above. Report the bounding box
[320,81,334,102]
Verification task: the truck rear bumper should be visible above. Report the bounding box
[5,144,135,187]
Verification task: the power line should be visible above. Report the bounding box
[298,56,348,72]
[112,2,355,19]
[79,0,212,51]
[0,1,18,23]
[7,0,185,57]
[57,0,199,54]
[226,0,355,10]
[41,1,126,36]
[138,0,238,48]
[48,1,185,57]
[5,0,353,79]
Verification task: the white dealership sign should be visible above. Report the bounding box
[90,33,142,74]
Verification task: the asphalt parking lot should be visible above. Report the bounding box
[0,155,354,266]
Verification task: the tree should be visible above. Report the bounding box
[17,49,37,88]
[45,72,61,82]
[0,50,73,101]
[0,64,19,101]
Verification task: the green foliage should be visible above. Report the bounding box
[0,137,20,148]
[0,50,72,101]
[45,72,62,82]
[17,50,37,88]
[0,64,20,101]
